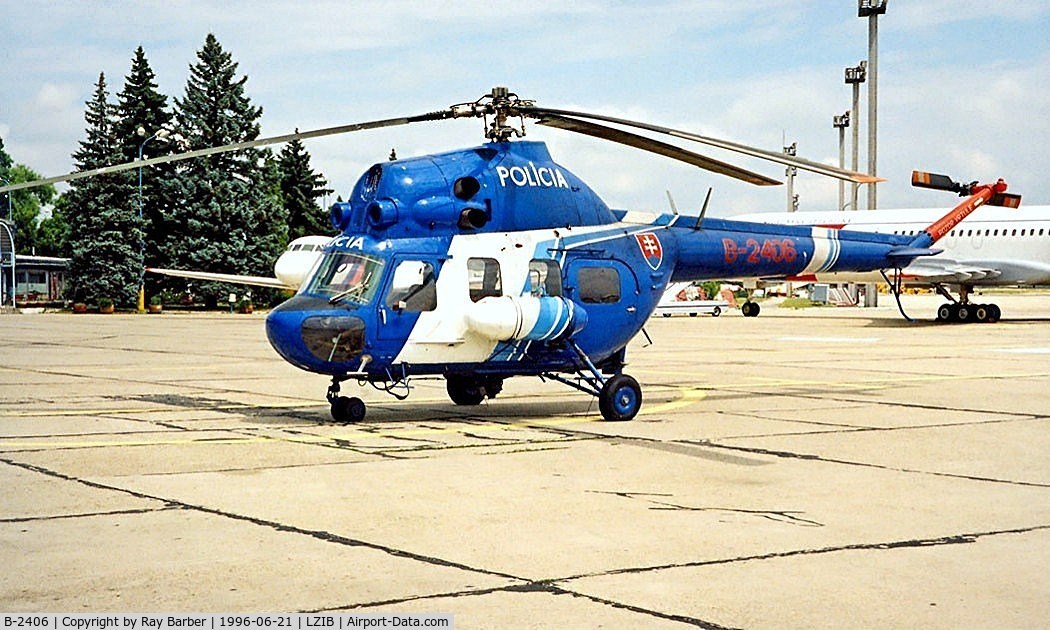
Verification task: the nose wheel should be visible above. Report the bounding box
[327,379,366,423]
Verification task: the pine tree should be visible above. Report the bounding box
[278,136,333,240]
[113,46,174,295]
[64,73,142,305]
[159,33,287,304]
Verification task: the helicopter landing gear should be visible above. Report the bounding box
[598,374,642,422]
[327,379,365,423]
[539,342,643,421]
[445,374,503,406]
[741,301,761,317]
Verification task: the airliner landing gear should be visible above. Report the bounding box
[741,301,761,317]
[327,379,366,423]
[934,285,1001,324]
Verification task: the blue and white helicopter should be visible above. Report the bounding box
[4,87,1017,423]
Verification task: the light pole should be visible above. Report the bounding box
[137,126,170,313]
[845,61,867,211]
[783,142,798,212]
[833,112,850,211]
[859,0,887,211]
[0,178,12,310]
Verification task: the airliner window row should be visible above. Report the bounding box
[892,228,1048,237]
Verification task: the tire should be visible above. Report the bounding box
[988,303,1002,322]
[331,396,366,423]
[689,312,698,317]
[598,374,642,422]
[446,375,485,405]
[741,302,756,317]
[974,305,989,323]
[711,307,721,317]
[955,305,970,322]
[662,313,671,317]
[937,304,953,322]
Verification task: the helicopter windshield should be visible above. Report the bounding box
[303,251,386,304]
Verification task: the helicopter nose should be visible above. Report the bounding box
[265,296,366,372]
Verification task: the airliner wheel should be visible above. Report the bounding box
[599,374,642,422]
[741,302,761,317]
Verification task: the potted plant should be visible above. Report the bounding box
[98,297,115,314]
[236,297,253,314]
[148,295,163,314]
[73,302,88,314]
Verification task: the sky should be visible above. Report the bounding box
[1,0,1048,218]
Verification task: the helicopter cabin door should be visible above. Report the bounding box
[377,257,440,342]
[565,258,641,358]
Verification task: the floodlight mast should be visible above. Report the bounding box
[833,112,851,211]
[859,0,887,211]
[845,61,867,211]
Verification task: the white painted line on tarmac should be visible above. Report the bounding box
[777,336,881,343]
[993,347,1050,354]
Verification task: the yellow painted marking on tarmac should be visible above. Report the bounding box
[4,371,1045,450]
[0,386,706,449]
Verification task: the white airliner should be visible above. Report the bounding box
[734,205,1050,321]
[148,234,330,290]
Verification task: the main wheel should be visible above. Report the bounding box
[331,396,366,423]
[937,303,955,322]
[446,375,485,406]
[741,301,760,317]
[598,374,642,422]
[988,303,1002,322]
[974,304,989,322]
[955,304,970,322]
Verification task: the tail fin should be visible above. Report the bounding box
[909,171,1019,248]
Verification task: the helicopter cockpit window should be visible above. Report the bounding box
[303,252,385,304]
[528,259,563,297]
[385,260,437,312]
[578,266,620,304]
[467,257,502,302]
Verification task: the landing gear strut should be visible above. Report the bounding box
[541,342,643,421]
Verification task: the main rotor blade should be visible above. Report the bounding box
[0,110,452,194]
[537,114,780,186]
[522,106,884,185]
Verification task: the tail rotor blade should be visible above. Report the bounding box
[911,171,965,194]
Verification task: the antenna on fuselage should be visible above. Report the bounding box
[665,190,679,215]
[693,187,713,230]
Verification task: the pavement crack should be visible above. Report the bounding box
[0,506,176,523]
[589,491,824,527]
[560,524,1050,581]
[696,441,1050,488]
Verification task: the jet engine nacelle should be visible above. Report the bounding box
[466,295,587,342]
